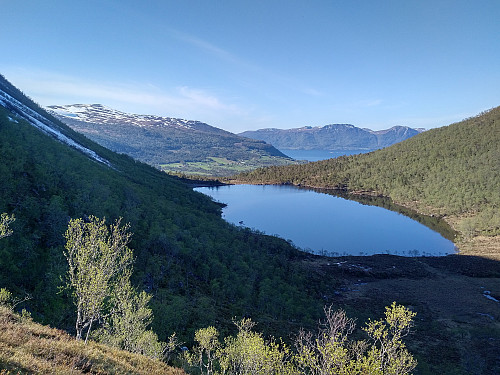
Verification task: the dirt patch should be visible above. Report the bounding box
[456,235,500,260]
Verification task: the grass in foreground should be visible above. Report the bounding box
[0,306,185,375]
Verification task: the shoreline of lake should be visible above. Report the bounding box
[195,184,456,257]
[226,179,458,239]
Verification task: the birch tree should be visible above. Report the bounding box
[93,277,166,359]
[186,326,220,375]
[294,306,357,375]
[0,213,15,239]
[217,319,296,375]
[63,216,133,342]
[0,213,16,308]
[294,303,417,375]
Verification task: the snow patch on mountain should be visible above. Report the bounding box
[0,91,111,167]
[47,104,200,131]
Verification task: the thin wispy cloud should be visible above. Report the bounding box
[177,86,234,111]
[173,31,239,64]
[302,88,323,97]
[1,67,242,120]
[172,30,325,101]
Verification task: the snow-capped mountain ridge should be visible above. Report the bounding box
[46,103,293,176]
[47,104,224,133]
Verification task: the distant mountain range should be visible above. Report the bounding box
[47,104,293,176]
[239,124,425,150]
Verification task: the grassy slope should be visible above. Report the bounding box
[0,306,184,375]
[160,155,294,177]
[234,107,500,256]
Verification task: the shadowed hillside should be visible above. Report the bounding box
[0,73,335,343]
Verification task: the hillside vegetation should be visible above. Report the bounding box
[0,74,333,343]
[235,108,500,250]
[3,74,500,374]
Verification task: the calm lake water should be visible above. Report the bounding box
[279,149,372,162]
[195,184,456,256]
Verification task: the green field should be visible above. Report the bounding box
[160,155,297,176]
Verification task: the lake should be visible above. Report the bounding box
[195,184,456,256]
[279,149,373,162]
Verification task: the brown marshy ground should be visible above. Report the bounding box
[304,251,500,374]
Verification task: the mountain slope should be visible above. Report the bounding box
[236,108,500,252]
[47,104,293,176]
[239,124,423,150]
[0,73,333,343]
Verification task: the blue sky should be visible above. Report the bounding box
[1,0,499,132]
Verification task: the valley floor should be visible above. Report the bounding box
[304,253,500,374]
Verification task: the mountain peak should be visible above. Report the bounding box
[322,124,355,130]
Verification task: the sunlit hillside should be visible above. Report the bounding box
[0,306,185,375]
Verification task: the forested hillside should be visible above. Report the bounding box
[0,74,335,342]
[236,108,500,245]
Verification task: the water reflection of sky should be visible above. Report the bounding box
[195,184,456,257]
